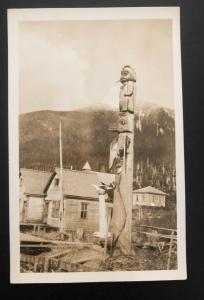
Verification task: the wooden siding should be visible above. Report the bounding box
[26,196,44,223]
[64,198,99,232]
[19,179,26,222]
[47,197,111,233]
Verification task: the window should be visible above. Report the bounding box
[54,178,59,186]
[80,202,88,219]
[52,200,60,218]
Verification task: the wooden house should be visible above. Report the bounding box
[19,169,53,224]
[45,167,115,235]
[133,186,167,207]
[132,186,167,223]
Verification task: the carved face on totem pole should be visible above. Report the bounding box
[119,65,136,114]
[120,65,136,84]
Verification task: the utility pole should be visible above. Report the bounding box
[59,120,64,233]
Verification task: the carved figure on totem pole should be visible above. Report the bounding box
[109,136,131,174]
[119,65,136,114]
[109,65,136,174]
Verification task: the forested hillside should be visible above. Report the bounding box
[19,102,175,173]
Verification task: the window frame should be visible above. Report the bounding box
[54,178,59,187]
[80,202,88,219]
[51,200,60,218]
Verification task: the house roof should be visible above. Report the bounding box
[54,168,115,199]
[133,186,167,195]
[20,168,53,196]
[82,161,92,171]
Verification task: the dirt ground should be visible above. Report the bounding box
[99,249,177,272]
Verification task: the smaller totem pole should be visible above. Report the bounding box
[92,183,115,238]
[92,184,108,238]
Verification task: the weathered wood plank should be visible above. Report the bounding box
[137,231,177,240]
[137,224,177,232]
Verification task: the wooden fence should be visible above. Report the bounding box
[20,247,99,272]
[136,224,177,270]
[21,248,75,272]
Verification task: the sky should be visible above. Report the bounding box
[19,19,173,114]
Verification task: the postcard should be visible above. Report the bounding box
[8,7,186,283]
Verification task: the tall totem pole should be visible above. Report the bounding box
[110,65,136,254]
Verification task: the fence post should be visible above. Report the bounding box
[33,256,38,272]
[167,230,174,270]
[44,257,49,272]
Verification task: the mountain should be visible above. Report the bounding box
[19,102,175,172]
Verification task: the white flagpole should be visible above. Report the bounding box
[59,120,64,233]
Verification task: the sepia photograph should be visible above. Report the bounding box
[8,7,186,283]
